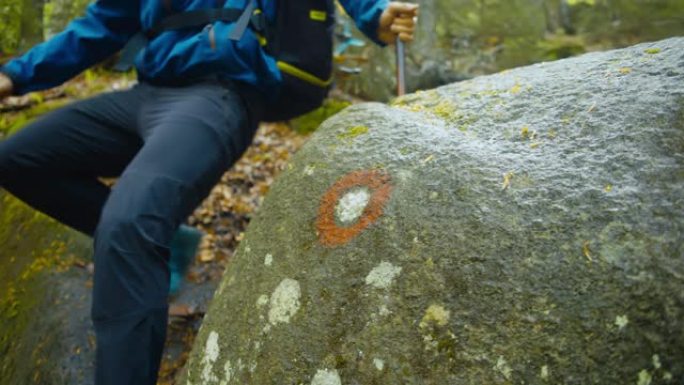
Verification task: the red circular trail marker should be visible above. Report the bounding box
[316,169,393,247]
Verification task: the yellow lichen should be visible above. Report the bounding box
[432,100,460,121]
[644,48,661,55]
[582,241,593,261]
[337,125,369,140]
[619,67,632,74]
[502,172,514,190]
[637,369,652,385]
[420,304,450,328]
[547,129,557,139]
[521,126,537,140]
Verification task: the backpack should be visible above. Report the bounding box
[115,0,336,122]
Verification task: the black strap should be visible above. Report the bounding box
[113,33,148,72]
[114,0,262,71]
[147,8,240,38]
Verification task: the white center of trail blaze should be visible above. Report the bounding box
[365,262,402,289]
[268,278,301,325]
[311,369,342,385]
[335,188,371,224]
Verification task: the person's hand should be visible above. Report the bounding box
[0,73,13,100]
[377,2,419,45]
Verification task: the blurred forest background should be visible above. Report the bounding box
[2,0,683,103]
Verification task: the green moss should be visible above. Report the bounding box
[538,35,587,60]
[644,48,661,54]
[0,192,91,384]
[432,101,461,122]
[289,98,351,134]
[338,125,369,140]
[1,99,71,138]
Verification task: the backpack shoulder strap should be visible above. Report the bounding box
[114,0,261,71]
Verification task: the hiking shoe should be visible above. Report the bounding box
[169,224,203,296]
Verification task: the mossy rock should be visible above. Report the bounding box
[0,191,93,385]
[182,38,684,384]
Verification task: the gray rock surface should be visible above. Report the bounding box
[0,190,217,385]
[183,38,684,384]
[0,191,94,385]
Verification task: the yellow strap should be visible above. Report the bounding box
[277,61,333,88]
[310,10,327,21]
[256,33,267,46]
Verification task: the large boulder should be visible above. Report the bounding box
[0,192,94,385]
[183,38,684,384]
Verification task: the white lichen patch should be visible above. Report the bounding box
[494,356,513,380]
[205,331,220,362]
[256,294,269,307]
[378,304,391,316]
[373,358,385,371]
[311,369,342,385]
[540,365,549,379]
[397,169,413,182]
[365,262,402,289]
[419,304,451,328]
[615,314,629,330]
[202,331,221,383]
[304,165,316,176]
[335,188,371,224]
[219,360,232,385]
[652,354,661,369]
[637,369,652,385]
[264,253,273,266]
[268,278,301,325]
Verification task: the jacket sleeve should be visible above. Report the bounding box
[338,0,390,46]
[0,0,140,95]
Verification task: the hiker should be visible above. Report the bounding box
[0,1,418,384]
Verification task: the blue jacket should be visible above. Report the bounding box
[0,0,389,96]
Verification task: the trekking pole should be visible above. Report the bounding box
[396,36,406,96]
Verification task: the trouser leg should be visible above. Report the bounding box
[92,81,261,385]
[0,88,144,235]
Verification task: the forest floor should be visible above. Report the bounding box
[0,70,319,384]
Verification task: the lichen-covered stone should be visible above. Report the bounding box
[0,191,94,385]
[183,38,684,384]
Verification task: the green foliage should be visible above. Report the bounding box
[43,0,91,38]
[431,0,684,72]
[537,35,587,60]
[567,0,684,46]
[0,99,70,138]
[0,0,23,54]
